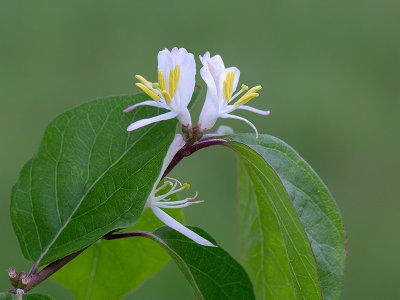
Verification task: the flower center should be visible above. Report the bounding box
[222,71,262,106]
[134,65,181,104]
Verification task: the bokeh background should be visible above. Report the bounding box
[1,1,399,299]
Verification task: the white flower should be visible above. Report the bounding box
[197,52,270,137]
[145,134,215,247]
[124,47,196,131]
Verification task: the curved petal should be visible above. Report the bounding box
[158,48,173,86]
[151,206,216,247]
[220,113,259,138]
[198,88,220,131]
[124,100,165,112]
[236,105,270,116]
[176,107,192,127]
[175,48,196,107]
[127,111,177,131]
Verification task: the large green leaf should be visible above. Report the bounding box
[224,139,322,300]
[51,182,184,300]
[227,134,346,300]
[10,87,200,267]
[148,226,255,300]
[0,293,52,300]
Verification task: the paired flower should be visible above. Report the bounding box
[144,134,215,247]
[197,52,270,137]
[125,47,269,137]
[124,47,196,131]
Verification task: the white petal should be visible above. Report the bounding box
[226,67,240,97]
[151,206,216,247]
[236,105,270,116]
[158,48,173,84]
[160,134,185,175]
[209,54,226,74]
[127,111,178,131]
[220,113,259,138]
[176,107,192,127]
[198,88,220,131]
[175,48,196,107]
[124,100,165,113]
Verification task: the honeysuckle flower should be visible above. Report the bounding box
[197,52,270,137]
[144,134,216,247]
[124,47,196,131]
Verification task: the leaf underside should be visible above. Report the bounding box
[226,134,346,300]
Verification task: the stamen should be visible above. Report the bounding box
[234,92,260,106]
[228,71,235,100]
[229,84,249,103]
[169,68,174,98]
[174,65,180,94]
[135,83,160,101]
[158,69,167,92]
[223,80,228,102]
[162,90,172,103]
[234,85,262,106]
[135,75,152,87]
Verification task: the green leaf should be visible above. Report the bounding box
[148,226,255,300]
[223,138,322,300]
[227,134,346,300]
[0,293,52,300]
[10,87,201,267]
[51,182,184,300]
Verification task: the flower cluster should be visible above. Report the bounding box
[125,47,270,247]
[125,47,270,137]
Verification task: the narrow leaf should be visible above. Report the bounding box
[225,140,322,300]
[228,134,346,300]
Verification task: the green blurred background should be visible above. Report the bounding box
[1,0,399,299]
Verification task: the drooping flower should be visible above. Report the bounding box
[197,52,270,137]
[124,47,196,131]
[144,134,215,247]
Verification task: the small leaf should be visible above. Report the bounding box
[148,226,256,300]
[10,87,201,267]
[227,134,346,300]
[51,182,184,300]
[0,293,53,300]
[224,138,322,299]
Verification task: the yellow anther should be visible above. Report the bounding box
[161,90,172,103]
[135,75,152,86]
[183,183,190,189]
[174,65,180,94]
[223,80,229,102]
[247,85,262,94]
[158,69,166,92]
[136,83,160,101]
[234,92,260,106]
[169,68,174,98]
[228,71,235,99]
